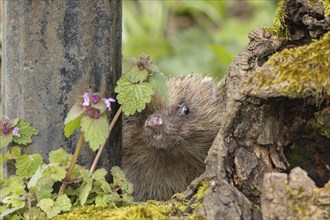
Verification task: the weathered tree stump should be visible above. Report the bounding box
[182,0,330,219]
[2,0,122,169]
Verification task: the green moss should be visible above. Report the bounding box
[246,31,330,98]
[52,180,209,220]
[265,0,290,39]
[265,0,329,38]
[194,180,208,201]
[324,0,330,16]
[52,202,168,220]
[286,181,330,219]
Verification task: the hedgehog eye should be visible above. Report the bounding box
[179,104,190,116]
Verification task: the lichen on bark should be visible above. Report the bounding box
[245,31,330,98]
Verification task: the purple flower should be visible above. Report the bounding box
[104,98,116,111]
[3,126,10,134]
[12,127,20,137]
[1,117,10,134]
[94,109,101,118]
[82,93,90,106]
[88,109,94,116]
[93,95,100,104]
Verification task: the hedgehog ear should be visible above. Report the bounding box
[202,77,218,103]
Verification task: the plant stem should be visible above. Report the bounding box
[58,133,84,195]
[89,105,122,173]
[28,193,32,220]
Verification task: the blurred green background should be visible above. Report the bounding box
[123,0,279,81]
[0,0,279,114]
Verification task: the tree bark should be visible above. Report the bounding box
[2,0,122,169]
[182,0,330,219]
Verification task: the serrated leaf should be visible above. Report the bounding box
[4,146,21,160]
[111,166,133,194]
[95,194,109,206]
[49,148,72,168]
[38,198,61,218]
[149,72,169,100]
[80,115,109,151]
[93,168,108,181]
[122,193,134,203]
[111,166,126,182]
[70,164,85,183]
[64,103,85,138]
[94,180,111,194]
[27,164,55,199]
[0,196,25,219]
[12,119,38,145]
[7,175,27,197]
[15,154,43,178]
[55,194,72,212]
[23,207,46,220]
[0,134,13,148]
[44,164,66,181]
[78,173,93,205]
[32,177,55,201]
[124,65,149,83]
[115,77,154,115]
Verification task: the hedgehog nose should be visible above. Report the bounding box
[145,115,163,128]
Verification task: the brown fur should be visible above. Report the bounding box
[122,76,222,201]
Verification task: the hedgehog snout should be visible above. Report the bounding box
[145,115,163,129]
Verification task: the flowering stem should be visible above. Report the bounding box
[58,133,85,195]
[89,105,123,173]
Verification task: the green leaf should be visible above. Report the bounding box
[111,166,133,194]
[94,180,111,194]
[12,119,38,145]
[0,134,13,148]
[122,193,134,203]
[0,156,5,186]
[0,196,25,219]
[93,168,108,181]
[64,103,85,138]
[23,207,46,220]
[70,164,85,183]
[95,194,109,206]
[27,165,56,200]
[0,175,26,198]
[149,72,169,100]
[78,172,93,205]
[27,166,43,189]
[80,115,109,151]
[44,164,66,181]
[55,194,72,212]
[124,65,149,83]
[15,154,43,178]
[49,148,72,168]
[32,177,55,201]
[4,146,21,160]
[115,77,154,115]
[38,198,61,218]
